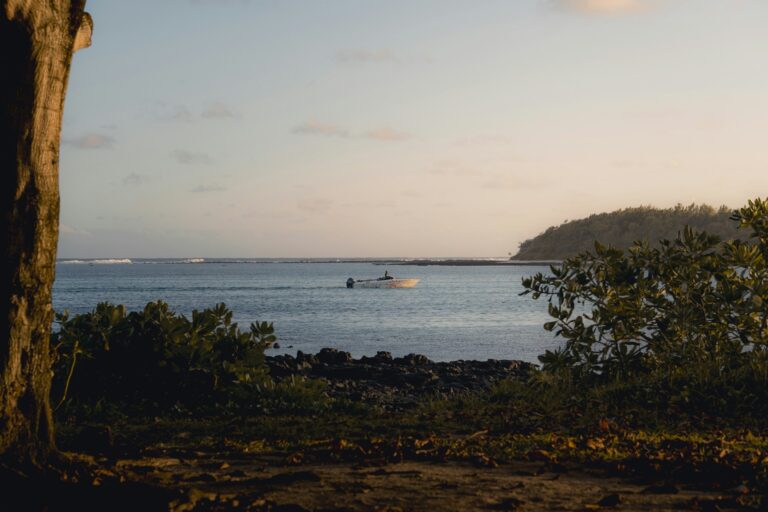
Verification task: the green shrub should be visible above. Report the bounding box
[52,301,276,413]
[516,198,768,427]
[522,198,768,381]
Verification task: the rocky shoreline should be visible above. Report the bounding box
[266,349,535,410]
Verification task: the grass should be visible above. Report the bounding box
[55,369,768,508]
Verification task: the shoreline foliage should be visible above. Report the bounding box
[52,302,278,415]
[520,198,768,424]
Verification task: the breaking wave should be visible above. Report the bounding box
[60,258,133,265]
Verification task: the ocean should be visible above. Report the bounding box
[52,259,559,363]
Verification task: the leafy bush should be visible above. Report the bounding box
[52,301,276,413]
[518,196,768,429]
[522,198,768,382]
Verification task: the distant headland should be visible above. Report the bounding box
[511,203,744,261]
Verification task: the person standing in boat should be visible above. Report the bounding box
[383,270,393,280]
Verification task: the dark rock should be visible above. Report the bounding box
[295,360,313,371]
[265,349,530,410]
[394,353,432,366]
[317,347,353,364]
[296,350,318,365]
[314,365,372,380]
[360,351,393,364]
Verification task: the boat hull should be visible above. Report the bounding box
[353,278,420,289]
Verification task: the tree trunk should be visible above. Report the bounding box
[0,0,91,468]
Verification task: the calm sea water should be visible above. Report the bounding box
[52,259,559,363]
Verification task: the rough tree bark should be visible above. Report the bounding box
[0,0,91,468]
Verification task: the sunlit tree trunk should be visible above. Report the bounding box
[0,0,91,468]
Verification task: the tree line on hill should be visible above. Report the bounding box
[512,203,745,261]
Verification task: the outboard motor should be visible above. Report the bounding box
[346,277,355,289]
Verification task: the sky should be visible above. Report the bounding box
[59,0,768,258]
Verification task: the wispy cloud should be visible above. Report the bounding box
[364,128,410,141]
[64,133,115,150]
[155,103,194,123]
[555,0,647,14]
[297,197,334,213]
[156,101,238,122]
[292,121,350,138]
[123,173,150,185]
[202,102,235,119]
[172,149,213,165]
[337,49,398,64]
[293,121,412,141]
[192,184,226,193]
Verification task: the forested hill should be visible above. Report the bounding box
[512,204,745,261]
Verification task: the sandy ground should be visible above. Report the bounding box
[113,455,733,511]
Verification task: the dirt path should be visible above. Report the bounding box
[114,455,733,511]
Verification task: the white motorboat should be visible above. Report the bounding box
[346,275,420,289]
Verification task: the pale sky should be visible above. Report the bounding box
[59,0,768,258]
